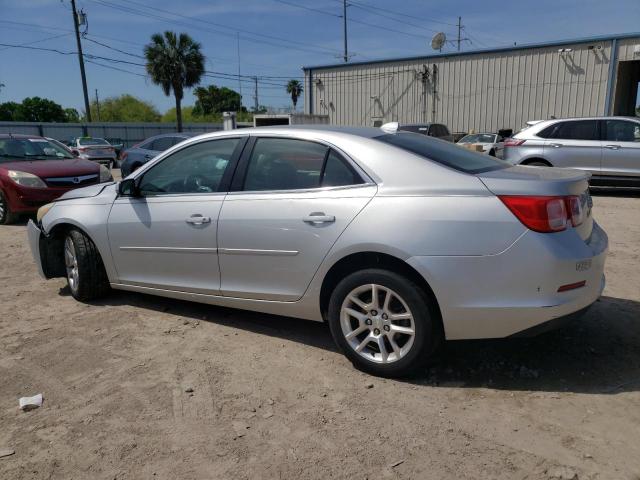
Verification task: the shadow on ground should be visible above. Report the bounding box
[80,287,640,395]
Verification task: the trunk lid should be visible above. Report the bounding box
[478,165,593,241]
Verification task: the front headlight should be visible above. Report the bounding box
[99,164,113,183]
[37,203,54,222]
[8,170,47,188]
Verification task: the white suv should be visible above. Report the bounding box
[503,116,640,185]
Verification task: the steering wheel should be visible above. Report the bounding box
[183,174,211,193]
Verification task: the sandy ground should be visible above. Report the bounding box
[0,184,639,480]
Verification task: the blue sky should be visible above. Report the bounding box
[1,0,639,115]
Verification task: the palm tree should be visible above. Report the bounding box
[144,31,205,132]
[286,79,303,112]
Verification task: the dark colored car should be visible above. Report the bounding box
[0,134,112,224]
[104,137,125,157]
[398,123,454,142]
[119,133,195,177]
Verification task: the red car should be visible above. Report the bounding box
[0,134,112,224]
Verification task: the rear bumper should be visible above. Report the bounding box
[408,222,608,340]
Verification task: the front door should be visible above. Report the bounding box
[107,137,246,293]
[218,137,376,301]
[542,119,602,174]
[600,119,640,178]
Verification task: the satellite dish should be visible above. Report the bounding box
[431,32,446,51]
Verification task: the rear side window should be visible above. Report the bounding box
[243,138,363,191]
[375,132,506,174]
[542,120,599,140]
[150,137,174,151]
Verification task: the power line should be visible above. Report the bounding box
[271,0,341,18]
[0,32,72,52]
[341,0,457,27]
[348,2,445,34]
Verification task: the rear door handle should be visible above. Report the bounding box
[549,143,563,148]
[303,212,335,224]
[186,214,211,225]
[604,144,621,150]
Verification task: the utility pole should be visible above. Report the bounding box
[95,89,101,121]
[419,66,428,123]
[253,76,258,113]
[343,0,348,62]
[70,0,91,122]
[456,16,462,51]
[236,32,242,111]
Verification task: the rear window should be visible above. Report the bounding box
[375,132,507,174]
[79,137,109,146]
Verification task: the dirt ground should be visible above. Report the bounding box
[0,185,639,480]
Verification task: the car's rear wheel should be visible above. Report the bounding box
[526,160,550,167]
[64,229,110,301]
[327,269,441,377]
[0,190,19,225]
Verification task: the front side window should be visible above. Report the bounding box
[544,120,599,141]
[150,137,174,152]
[243,138,363,191]
[604,120,640,142]
[138,138,240,195]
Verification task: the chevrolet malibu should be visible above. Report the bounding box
[0,134,112,224]
[27,125,608,377]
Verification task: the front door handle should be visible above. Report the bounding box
[604,144,621,150]
[303,212,335,224]
[549,143,563,148]
[186,214,211,225]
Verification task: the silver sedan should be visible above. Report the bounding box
[27,124,608,377]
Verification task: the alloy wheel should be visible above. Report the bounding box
[64,237,80,293]
[0,195,5,223]
[340,284,416,364]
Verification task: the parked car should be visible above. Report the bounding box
[457,133,505,157]
[104,137,125,157]
[67,137,117,169]
[0,134,112,224]
[397,123,454,142]
[28,124,607,377]
[119,133,195,177]
[452,132,468,143]
[504,116,640,185]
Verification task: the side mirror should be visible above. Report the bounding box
[71,149,80,157]
[118,178,139,197]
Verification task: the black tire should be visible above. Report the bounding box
[327,269,442,378]
[489,149,496,157]
[527,161,550,167]
[64,228,110,301]
[0,190,19,225]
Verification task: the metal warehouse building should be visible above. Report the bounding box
[303,33,640,133]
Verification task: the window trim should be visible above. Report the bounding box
[229,135,371,194]
[135,136,248,197]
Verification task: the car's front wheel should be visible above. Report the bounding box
[0,190,19,225]
[327,269,441,377]
[64,229,110,301]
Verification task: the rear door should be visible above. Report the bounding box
[600,119,640,178]
[542,120,602,174]
[217,136,376,301]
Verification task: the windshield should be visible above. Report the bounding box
[0,137,74,162]
[459,134,496,144]
[375,132,507,174]
[78,137,109,146]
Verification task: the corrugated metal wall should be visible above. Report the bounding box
[0,122,229,148]
[305,38,631,133]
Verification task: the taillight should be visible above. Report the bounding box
[499,195,584,233]
[504,138,526,147]
[77,147,87,152]
[120,151,128,161]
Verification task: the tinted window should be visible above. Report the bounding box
[437,124,450,136]
[244,138,328,191]
[78,138,109,146]
[139,138,240,195]
[544,121,599,140]
[604,120,640,142]
[0,137,74,162]
[321,150,363,187]
[172,136,189,146]
[375,132,506,174]
[150,137,174,151]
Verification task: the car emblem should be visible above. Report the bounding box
[72,177,80,184]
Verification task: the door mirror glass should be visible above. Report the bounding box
[118,178,139,197]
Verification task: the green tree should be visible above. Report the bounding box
[286,79,303,111]
[17,96,67,122]
[144,31,205,132]
[0,101,21,121]
[89,94,160,122]
[193,84,243,115]
[64,108,81,122]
